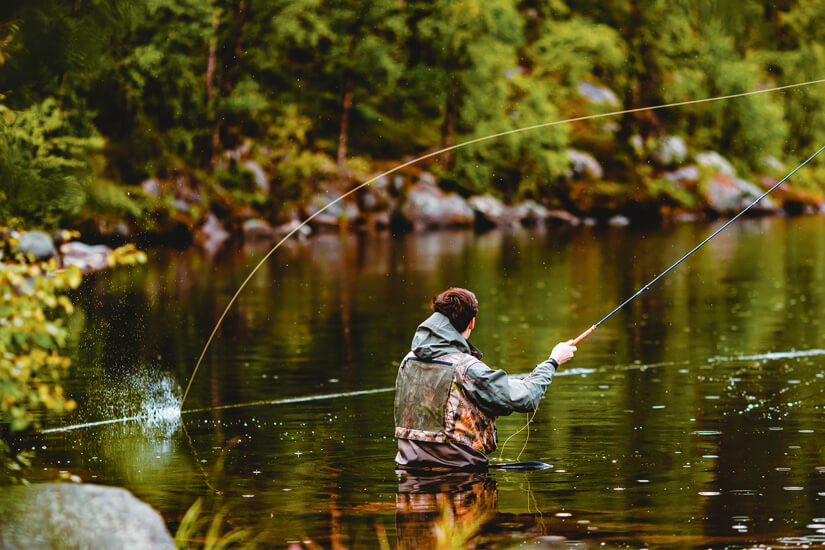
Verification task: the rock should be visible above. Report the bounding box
[16,231,57,261]
[140,178,161,197]
[242,219,276,242]
[652,136,687,165]
[469,195,512,228]
[399,183,474,230]
[359,186,391,213]
[242,160,269,194]
[193,213,231,256]
[577,81,620,106]
[0,483,175,549]
[630,135,645,153]
[663,165,700,184]
[171,199,191,213]
[545,209,581,226]
[763,155,785,173]
[608,215,631,226]
[583,217,598,226]
[308,192,359,227]
[566,149,603,180]
[695,151,736,177]
[60,242,113,273]
[511,200,551,225]
[419,172,437,186]
[704,174,778,213]
[273,217,312,240]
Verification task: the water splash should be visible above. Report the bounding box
[43,370,181,435]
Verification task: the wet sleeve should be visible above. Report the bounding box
[464,359,557,417]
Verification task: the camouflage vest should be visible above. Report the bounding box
[394,352,497,454]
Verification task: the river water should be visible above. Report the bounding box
[26,216,825,548]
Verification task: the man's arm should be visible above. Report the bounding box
[464,341,576,417]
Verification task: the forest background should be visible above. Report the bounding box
[2,0,825,237]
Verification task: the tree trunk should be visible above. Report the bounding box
[205,0,220,104]
[440,91,457,170]
[337,77,354,170]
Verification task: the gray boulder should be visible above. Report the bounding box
[399,183,474,230]
[16,231,56,261]
[608,215,631,226]
[511,200,550,225]
[194,213,231,256]
[0,483,175,549]
[468,195,513,228]
[566,150,603,180]
[242,160,269,194]
[577,81,620,106]
[140,178,161,197]
[663,165,700,184]
[652,136,687,165]
[242,219,277,242]
[60,242,113,273]
[695,151,736,177]
[704,174,777,213]
[308,191,359,227]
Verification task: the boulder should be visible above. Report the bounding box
[0,483,175,549]
[399,183,474,230]
[704,174,778,213]
[242,160,269,194]
[763,155,785,173]
[140,178,161,197]
[577,81,620,107]
[566,150,603,180]
[193,213,231,256]
[242,219,277,242]
[60,242,113,273]
[273,217,312,241]
[16,231,57,261]
[608,215,631,226]
[546,209,582,226]
[663,165,700,185]
[468,195,514,228]
[652,136,687,165]
[695,151,736,177]
[307,192,359,227]
[511,200,551,225]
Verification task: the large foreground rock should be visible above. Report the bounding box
[0,483,175,549]
[705,174,778,213]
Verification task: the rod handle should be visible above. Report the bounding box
[571,325,597,346]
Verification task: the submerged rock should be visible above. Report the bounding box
[15,231,57,261]
[608,215,631,226]
[0,483,175,549]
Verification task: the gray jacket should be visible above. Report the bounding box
[395,312,557,469]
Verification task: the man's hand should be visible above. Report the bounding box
[550,340,577,365]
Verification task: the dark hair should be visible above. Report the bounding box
[431,287,478,333]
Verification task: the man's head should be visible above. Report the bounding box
[431,287,478,335]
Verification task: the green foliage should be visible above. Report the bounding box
[0,234,147,481]
[2,0,825,222]
[174,498,253,550]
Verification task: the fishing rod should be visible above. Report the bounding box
[570,144,825,346]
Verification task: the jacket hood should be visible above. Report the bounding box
[411,312,482,360]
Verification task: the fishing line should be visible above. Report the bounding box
[179,77,825,410]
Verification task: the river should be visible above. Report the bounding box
[27,216,825,548]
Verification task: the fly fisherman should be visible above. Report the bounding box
[394,287,577,470]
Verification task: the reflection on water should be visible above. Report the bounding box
[20,216,825,547]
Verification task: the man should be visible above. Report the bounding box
[394,287,576,470]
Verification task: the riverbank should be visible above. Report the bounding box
[102,141,824,256]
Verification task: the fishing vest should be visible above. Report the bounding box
[394,352,497,454]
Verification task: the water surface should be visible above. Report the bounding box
[27,216,825,548]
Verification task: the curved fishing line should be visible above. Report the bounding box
[180,77,825,410]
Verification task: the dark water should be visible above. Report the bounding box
[25,217,825,548]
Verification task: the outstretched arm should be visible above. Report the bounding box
[464,341,576,417]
